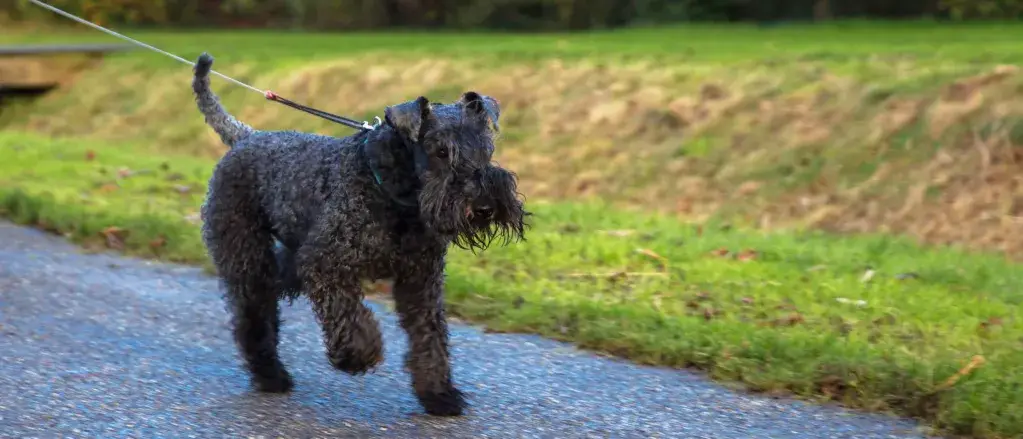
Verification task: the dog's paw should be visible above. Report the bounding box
[328,351,384,375]
[324,318,384,374]
[327,338,384,375]
[252,368,294,393]
[417,386,467,416]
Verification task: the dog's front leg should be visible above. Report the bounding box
[296,242,384,375]
[393,252,466,416]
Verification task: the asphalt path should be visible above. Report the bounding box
[0,221,933,438]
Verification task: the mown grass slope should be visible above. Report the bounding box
[3,23,1023,437]
[7,23,1023,257]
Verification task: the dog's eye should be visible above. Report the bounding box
[436,147,448,158]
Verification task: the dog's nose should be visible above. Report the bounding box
[472,205,494,219]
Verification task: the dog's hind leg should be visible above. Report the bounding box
[202,174,293,393]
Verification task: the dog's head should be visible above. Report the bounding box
[382,91,527,251]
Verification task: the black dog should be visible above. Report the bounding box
[192,53,526,416]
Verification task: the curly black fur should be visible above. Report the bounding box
[192,52,527,416]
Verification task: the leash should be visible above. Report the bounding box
[26,0,381,131]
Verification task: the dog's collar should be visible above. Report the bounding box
[364,137,419,208]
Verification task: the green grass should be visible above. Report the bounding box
[3,131,1022,438]
[8,21,1023,65]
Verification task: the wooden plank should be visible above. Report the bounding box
[0,44,134,89]
[0,57,58,88]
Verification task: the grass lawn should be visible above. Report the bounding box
[7,22,1023,258]
[2,131,1022,438]
[3,22,1023,438]
[7,20,1023,63]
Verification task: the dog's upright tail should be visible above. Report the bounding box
[192,52,254,148]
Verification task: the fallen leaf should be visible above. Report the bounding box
[602,229,635,237]
[100,226,129,250]
[117,168,133,179]
[836,297,868,307]
[736,249,758,262]
[860,269,876,283]
[817,375,846,397]
[636,248,668,271]
[149,235,167,251]
[564,271,666,279]
[978,316,1004,335]
[98,183,119,193]
[933,355,985,392]
[710,248,730,257]
[85,150,96,161]
[636,247,665,260]
[780,312,805,326]
[740,297,754,305]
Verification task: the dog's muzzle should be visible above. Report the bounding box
[441,164,525,251]
[469,166,519,220]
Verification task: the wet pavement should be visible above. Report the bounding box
[0,221,933,438]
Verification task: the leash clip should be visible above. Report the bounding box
[362,116,382,130]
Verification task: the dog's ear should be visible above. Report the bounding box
[459,91,500,133]
[385,96,433,143]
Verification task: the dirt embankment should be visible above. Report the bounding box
[10,56,1023,257]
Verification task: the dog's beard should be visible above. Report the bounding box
[419,166,527,253]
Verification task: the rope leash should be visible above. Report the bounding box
[27,0,381,131]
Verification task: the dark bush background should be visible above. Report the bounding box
[5,0,1023,30]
